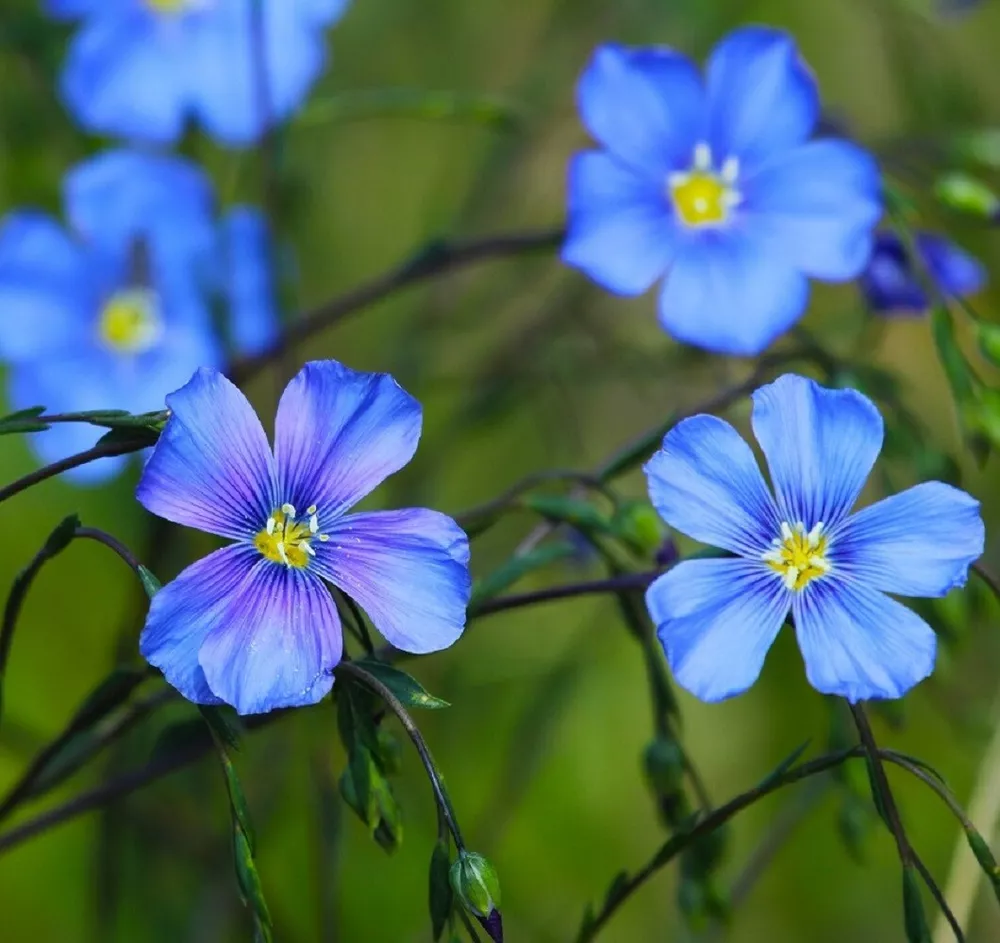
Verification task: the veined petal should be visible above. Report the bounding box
[0,212,94,360]
[644,415,780,556]
[577,43,705,178]
[657,228,809,355]
[744,140,883,280]
[793,578,936,701]
[219,207,279,356]
[60,16,189,144]
[140,544,259,705]
[137,368,277,539]
[751,374,883,528]
[198,563,342,715]
[706,26,818,169]
[274,361,422,519]
[832,482,984,597]
[647,558,790,702]
[313,509,470,654]
[562,151,679,295]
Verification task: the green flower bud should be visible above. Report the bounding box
[612,500,668,557]
[450,852,502,942]
[935,171,1000,220]
[643,737,685,796]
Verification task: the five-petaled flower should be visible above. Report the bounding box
[643,373,984,703]
[137,361,472,715]
[46,0,350,146]
[562,26,883,356]
[860,230,986,316]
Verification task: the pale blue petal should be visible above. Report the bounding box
[657,228,809,355]
[793,578,936,701]
[140,544,259,704]
[219,207,278,356]
[644,415,780,556]
[743,140,883,279]
[562,152,679,295]
[137,368,277,539]
[706,26,818,169]
[198,562,342,715]
[291,0,351,25]
[832,482,984,597]
[0,212,94,360]
[274,361,422,520]
[60,16,190,144]
[313,509,470,654]
[751,374,883,528]
[43,0,129,18]
[577,43,705,178]
[647,558,790,702]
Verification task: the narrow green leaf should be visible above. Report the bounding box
[69,666,148,732]
[95,425,162,449]
[234,825,273,941]
[137,565,162,599]
[756,741,812,791]
[470,540,578,607]
[43,514,81,556]
[521,494,612,534]
[603,870,630,909]
[430,841,454,941]
[902,865,932,943]
[931,306,975,403]
[199,704,243,751]
[356,660,450,710]
[965,826,1000,904]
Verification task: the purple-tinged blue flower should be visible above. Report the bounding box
[643,374,984,703]
[562,27,882,356]
[0,149,276,482]
[46,0,350,146]
[860,230,986,316]
[137,361,471,715]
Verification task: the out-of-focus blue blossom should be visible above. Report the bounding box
[643,374,984,703]
[0,149,277,482]
[562,26,882,356]
[136,361,472,715]
[46,0,351,146]
[859,230,986,316]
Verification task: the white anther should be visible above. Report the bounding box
[300,541,316,557]
[276,541,289,565]
[281,503,296,518]
[668,170,690,190]
[318,534,330,542]
[806,522,825,547]
[265,516,276,536]
[693,141,712,170]
[808,555,829,570]
[721,156,739,184]
[721,190,743,210]
[761,549,785,564]
[693,197,708,212]
[306,504,318,515]
[780,522,795,543]
[309,514,319,534]
[782,567,800,590]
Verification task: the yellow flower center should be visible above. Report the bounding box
[762,521,831,592]
[668,142,741,228]
[97,289,163,355]
[254,504,329,569]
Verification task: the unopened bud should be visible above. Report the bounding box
[450,852,502,942]
[643,738,685,796]
[612,501,668,558]
[935,172,1000,220]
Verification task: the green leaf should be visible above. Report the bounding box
[603,870,630,909]
[234,824,273,941]
[965,826,1000,904]
[95,425,162,449]
[521,494,612,534]
[429,841,454,941]
[69,666,148,732]
[931,306,975,403]
[137,565,162,599]
[199,705,243,751]
[902,865,932,943]
[43,514,81,556]
[355,661,450,710]
[470,540,578,607]
[756,741,812,791]
[0,405,48,435]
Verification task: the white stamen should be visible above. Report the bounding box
[300,541,316,557]
[761,549,784,564]
[306,504,318,515]
[276,541,289,565]
[265,516,276,536]
[780,522,795,543]
[782,567,800,590]
[721,156,739,184]
[309,515,319,534]
[281,503,296,518]
[668,170,690,190]
[693,141,712,170]
[318,534,330,542]
[693,197,708,213]
[809,555,829,570]
[807,522,825,547]
[721,190,743,210]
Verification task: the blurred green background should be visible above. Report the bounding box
[1,0,1000,940]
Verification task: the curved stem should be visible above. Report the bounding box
[471,571,657,619]
[74,527,143,577]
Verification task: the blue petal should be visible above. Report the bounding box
[60,15,190,144]
[706,26,818,169]
[644,415,780,556]
[751,374,883,529]
[860,231,928,314]
[657,228,809,355]
[576,43,705,178]
[562,152,679,295]
[137,368,277,539]
[743,140,883,280]
[919,233,986,299]
[43,0,127,18]
[831,482,984,597]
[0,212,94,360]
[793,578,936,701]
[188,3,326,146]
[273,361,422,519]
[140,544,259,704]
[198,562,342,715]
[647,558,790,702]
[291,0,352,26]
[218,207,279,356]
[313,509,470,654]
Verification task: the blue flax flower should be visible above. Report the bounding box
[860,230,986,316]
[643,374,984,703]
[0,149,276,482]
[563,26,882,355]
[46,0,350,146]
[137,361,471,715]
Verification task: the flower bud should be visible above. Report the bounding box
[934,171,1000,220]
[643,737,685,796]
[612,500,668,558]
[450,851,502,942]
